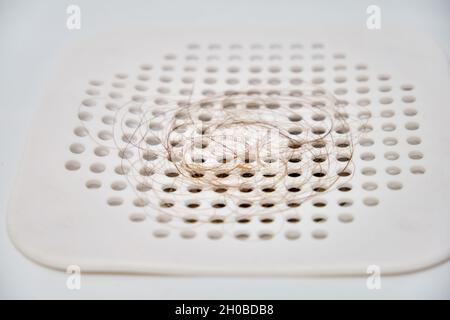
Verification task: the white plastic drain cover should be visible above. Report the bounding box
[8,28,450,275]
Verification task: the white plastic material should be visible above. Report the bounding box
[7,28,450,275]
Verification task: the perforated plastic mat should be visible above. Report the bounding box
[7,28,450,275]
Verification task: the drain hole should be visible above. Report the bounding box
[139,166,154,176]
[107,197,123,206]
[136,183,151,192]
[285,230,301,240]
[287,201,301,208]
[261,202,275,208]
[69,143,85,154]
[258,231,274,240]
[210,216,225,224]
[286,215,301,223]
[338,184,352,192]
[129,213,146,223]
[85,180,101,189]
[410,166,425,175]
[183,216,198,224]
[215,172,229,178]
[386,166,401,175]
[153,229,169,238]
[313,155,326,163]
[312,229,328,239]
[162,185,177,193]
[260,216,274,223]
[338,213,354,223]
[337,170,351,177]
[212,201,226,208]
[111,181,127,191]
[387,181,403,190]
[261,186,276,193]
[165,170,179,177]
[287,185,301,192]
[238,202,252,208]
[65,160,81,171]
[313,199,327,207]
[180,230,196,239]
[186,201,200,209]
[159,200,175,208]
[237,185,252,193]
[313,171,326,177]
[312,214,328,223]
[288,171,301,177]
[409,151,423,160]
[133,198,149,207]
[90,163,105,173]
[156,214,172,223]
[363,197,379,206]
[191,172,204,178]
[236,216,251,224]
[235,231,250,240]
[188,186,202,193]
[362,182,378,191]
[207,230,223,240]
[241,172,255,178]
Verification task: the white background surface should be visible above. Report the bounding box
[0,0,449,299]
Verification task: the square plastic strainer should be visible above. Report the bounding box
[8,27,450,275]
